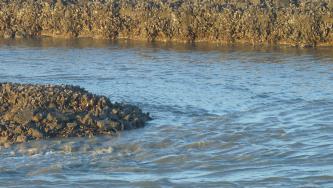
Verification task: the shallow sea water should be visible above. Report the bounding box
[0,39,333,187]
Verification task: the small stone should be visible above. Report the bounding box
[16,135,27,143]
[15,31,26,39]
[0,136,9,144]
[48,103,56,108]
[32,113,43,122]
[329,0,333,9]
[105,120,121,131]
[28,128,43,139]
[112,109,118,114]
[47,122,64,130]
[14,127,23,134]
[66,122,77,129]
[81,113,93,125]
[47,113,55,122]
[3,30,14,39]
[96,120,106,129]
[13,108,33,125]
[123,114,131,121]
[96,120,121,131]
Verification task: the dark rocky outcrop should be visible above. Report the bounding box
[0,0,333,47]
[0,83,151,145]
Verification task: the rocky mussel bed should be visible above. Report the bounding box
[0,83,151,146]
[0,0,333,47]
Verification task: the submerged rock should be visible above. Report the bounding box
[0,83,151,145]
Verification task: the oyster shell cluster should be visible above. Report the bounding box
[0,83,151,145]
[0,0,333,47]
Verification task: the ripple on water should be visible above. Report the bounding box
[0,40,333,187]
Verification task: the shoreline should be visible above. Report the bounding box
[0,0,333,47]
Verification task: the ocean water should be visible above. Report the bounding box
[0,39,333,187]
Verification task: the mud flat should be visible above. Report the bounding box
[0,0,333,47]
[0,83,151,145]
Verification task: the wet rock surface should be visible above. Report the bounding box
[0,0,333,47]
[0,83,151,145]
